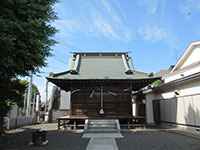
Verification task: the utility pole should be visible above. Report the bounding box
[35,94,40,123]
[26,72,33,116]
[44,80,48,122]
[23,88,28,114]
[45,80,48,113]
[32,93,36,116]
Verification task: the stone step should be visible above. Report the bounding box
[88,119,116,121]
[85,128,120,133]
[88,126,117,130]
[84,119,120,133]
[88,123,116,127]
[88,126,117,129]
[88,121,116,124]
[88,120,116,124]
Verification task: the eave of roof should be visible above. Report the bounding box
[47,76,159,92]
[47,70,159,80]
[171,41,200,72]
[151,71,200,93]
[72,51,129,55]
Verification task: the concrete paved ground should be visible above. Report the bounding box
[117,131,200,150]
[0,124,89,150]
[1,124,200,150]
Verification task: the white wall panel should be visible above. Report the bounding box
[176,97,185,124]
[192,95,200,126]
[183,97,195,125]
[159,95,200,127]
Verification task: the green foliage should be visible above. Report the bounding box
[19,80,39,97]
[0,79,27,108]
[148,72,154,77]
[0,78,40,116]
[151,79,162,87]
[0,0,57,79]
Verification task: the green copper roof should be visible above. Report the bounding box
[48,52,155,80]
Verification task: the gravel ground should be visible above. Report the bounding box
[116,131,200,150]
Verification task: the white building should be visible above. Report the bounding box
[144,41,200,131]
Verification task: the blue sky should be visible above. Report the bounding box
[33,0,200,101]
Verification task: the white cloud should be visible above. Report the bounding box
[93,15,120,40]
[52,0,134,43]
[100,0,125,24]
[137,24,180,53]
[53,20,80,32]
[136,0,160,14]
[88,0,134,42]
[138,25,168,42]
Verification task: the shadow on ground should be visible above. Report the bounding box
[0,128,89,150]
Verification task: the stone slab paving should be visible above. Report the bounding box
[82,130,123,150]
[86,138,118,150]
[82,133,123,138]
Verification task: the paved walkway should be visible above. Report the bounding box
[86,138,118,150]
[83,132,122,150]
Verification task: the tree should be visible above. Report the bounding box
[0,0,57,134]
[0,0,57,79]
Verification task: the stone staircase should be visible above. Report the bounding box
[84,119,120,133]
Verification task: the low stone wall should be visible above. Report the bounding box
[4,116,36,129]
